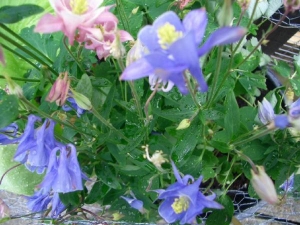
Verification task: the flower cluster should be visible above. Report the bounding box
[257,98,300,130]
[120,9,246,94]
[35,0,132,60]
[0,115,86,218]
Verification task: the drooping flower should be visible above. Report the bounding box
[39,144,85,193]
[46,72,70,106]
[35,0,106,45]
[280,173,294,192]
[143,145,168,172]
[14,115,62,174]
[121,192,145,213]
[80,9,133,60]
[62,97,86,117]
[27,190,65,218]
[251,165,279,205]
[0,123,19,145]
[0,45,5,66]
[120,9,246,94]
[258,98,275,125]
[156,161,223,224]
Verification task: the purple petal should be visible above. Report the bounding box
[183,8,207,44]
[171,161,183,183]
[138,26,160,52]
[258,98,275,125]
[198,27,246,56]
[158,197,181,223]
[51,193,65,218]
[274,115,289,129]
[152,11,184,33]
[121,196,144,211]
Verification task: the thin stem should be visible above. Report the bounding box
[0,164,22,185]
[0,33,58,76]
[0,23,53,64]
[144,83,159,122]
[91,107,130,142]
[0,74,40,82]
[206,46,223,107]
[232,128,273,146]
[21,97,94,137]
[234,149,258,173]
[185,72,201,109]
[1,43,41,71]
[63,37,85,73]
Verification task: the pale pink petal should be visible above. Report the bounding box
[0,45,5,66]
[87,0,104,10]
[34,14,64,33]
[119,30,134,42]
[95,11,118,24]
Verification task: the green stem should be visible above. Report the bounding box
[1,43,41,71]
[206,46,223,107]
[232,128,273,146]
[0,74,40,82]
[91,107,130,142]
[21,97,94,136]
[185,72,201,109]
[0,23,53,64]
[0,33,58,76]
[63,37,86,73]
[234,149,257,173]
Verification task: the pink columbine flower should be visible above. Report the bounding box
[80,10,133,60]
[46,72,70,106]
[35,0,106,45]
[0,45,5,66]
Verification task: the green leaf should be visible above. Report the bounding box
[206,195,234,225]
[85,181,110,204]
[242,140,266,161]
[95,163,122,190]
[273,60,291,78]
[0,145,43,195]
[224,90,240,140]
[76,74,93,100]
[0,4,43,24]
[59,191,81,206]
[0,93,19,128]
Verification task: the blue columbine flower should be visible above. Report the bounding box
[280,173,294,192]
[258,98,275,125]
[14,115,63,174]
[27,190,65,218]
[121,192,145,213]
[156,161,223,224]
[0,123,19,145]
[120,8,246,94]
[62,97,86,117]
[39,144,85,193]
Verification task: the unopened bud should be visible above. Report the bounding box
[46,72,70,106]
[237,0,251,11]
[4,74,23,97]
[251,165,279,205]
[284,0,300,12]
[176,119,191,130]
[126,40,145,66]
[217,0,233,26]
[131,6,139,14]
[70,89,92,110]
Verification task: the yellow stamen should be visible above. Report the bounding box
[157,22,183,49]
[70,0,88,14]
[171,196,190,214]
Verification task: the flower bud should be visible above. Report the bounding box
[284,0,300,12]
[258,98,275,125]
[217,0,233,26]
[176,119,191,130]
[237,0,251,11]
[126,40,145,66]
[46,72,70,106]
[4,74,23,97]
[251,166,279,205]
[70,89,92,110]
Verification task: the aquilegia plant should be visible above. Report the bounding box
[0,0,300,224]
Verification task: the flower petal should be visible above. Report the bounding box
[198,27,247,56]
[34,14,64,33]
[183,8,207,44]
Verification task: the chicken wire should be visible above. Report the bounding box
[1,189,300,225]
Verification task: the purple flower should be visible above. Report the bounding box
[0,123,19,145]
[121,192,144,213]
[258,98,275,125]
[14,115,62,174]
[280,173,294,192]
[62,97,86,117]
[120,9,246,94]
[27,190,65,218]
[39,144,85,193]
[156,161,223,224]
